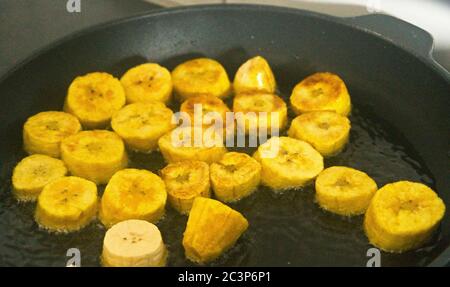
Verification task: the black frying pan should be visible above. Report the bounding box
[0,4,448,267]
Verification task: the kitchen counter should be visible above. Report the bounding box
[0,0,161,77]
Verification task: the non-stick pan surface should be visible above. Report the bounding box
[0,5,448,266]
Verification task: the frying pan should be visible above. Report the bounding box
[0,4,448,267]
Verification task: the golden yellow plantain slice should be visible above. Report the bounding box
[233,92,288,134]
[287,111,350,157]
[233,55,276,94]
[364,181,445,253]
[158,126,227,164]
[290,72,351,116]
[210,152,261,202]
[111,102,175,153]
[23,111,81,157]
[102,219,167,267]
[182,197,248,264]
[180,94,230,128]
[253,136,323,191]
[160,160,210,215]
[315,166,378,216]
[99,169,167,228]
[120,63,172,104]
[60,130,128,184]
[35,176,98,233]
[12,154,68,202]
[171,58,231,101]
[64,72,126,128]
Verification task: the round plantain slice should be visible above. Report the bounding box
[182,197,249,264]
[287,111,350,157]
[12,154,68,202]
[364,181,445,253]
[253,136,323,191]
[102,219,167,267]
[233,92,288,134]
[315,166,378,216]
[64,72,126,128]
[99,169,167,228]
[35,176,98,233]
[23,111,81,157]
[120,63,172,104]
[61,130,128,184]
[158,126,227,164]
[111,102,175,153]
[171,58,231,101]
[290,72,351,116]
[233,55,276,94]
[210,152,261,202]
[180,94,230,128]
[160,160,210,215]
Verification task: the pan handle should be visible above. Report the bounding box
[342,13,449,76]
[343,13,449,267]
[343,13,434,58]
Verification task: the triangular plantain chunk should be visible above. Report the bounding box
[182,197,248,264]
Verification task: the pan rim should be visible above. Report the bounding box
[0,4,449,85]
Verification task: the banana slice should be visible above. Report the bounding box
[364,181,445,253]
[158,126,227,164]
[120,63,172,104]
[233,92,288,134]
[12,154,68,202]
[183,197,248,264]
[287,111,350,157]
[64,72,126,128]
[253,137,323,191]
[23,111,81,157]
[180,94,230,127]
[61,130,128,184]
[160,160,210,215]
[315,166,378,216]
[99,169,167,228]
[171,58,231,101]
[35,176,98,233]
[111,102,175,153]
[290,72,351,116]
[210,152,261,202]
[102,219,167,267]
[233,55,276,94]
